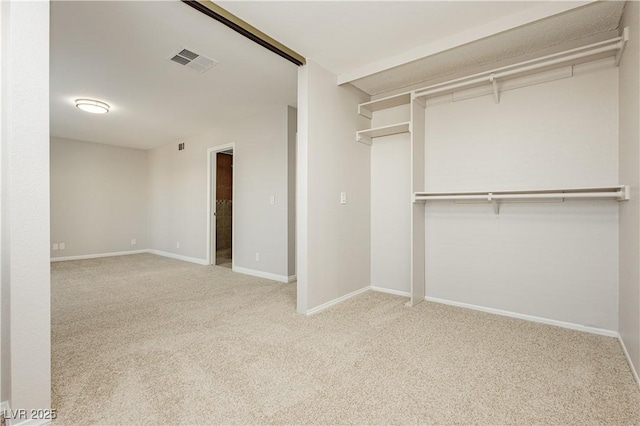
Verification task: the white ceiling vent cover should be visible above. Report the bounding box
[168,47,218,74]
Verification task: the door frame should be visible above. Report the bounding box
[206,143,235,266]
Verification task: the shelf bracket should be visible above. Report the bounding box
[621,185,631,201]
[490,74,500,104]
[488,192,500,215]
[412,93,427,109]
[358,105,373,120]
[356,134,372,146]
[616,27,629,67]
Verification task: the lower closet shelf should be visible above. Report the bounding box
[356,122,410,145]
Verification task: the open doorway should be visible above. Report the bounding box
[215,150,233,267]
[208,144,235,268]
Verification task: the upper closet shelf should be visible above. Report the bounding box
[413,31,628,104]
[414,185,629,214]
[356,122,410,145]
[358,93,411,119]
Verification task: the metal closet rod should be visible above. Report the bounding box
[413,187,629,202]
[413,31,628,99]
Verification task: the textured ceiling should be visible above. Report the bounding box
[351,1,625,97]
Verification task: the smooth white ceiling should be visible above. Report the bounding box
[50,1,298,150]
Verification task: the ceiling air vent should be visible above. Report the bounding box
[168,47,218,74]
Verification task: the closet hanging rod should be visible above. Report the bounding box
[413,33,627,100]
[414,192,625,201]
[413,186,629,203]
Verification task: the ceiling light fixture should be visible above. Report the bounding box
[75,98,110,114]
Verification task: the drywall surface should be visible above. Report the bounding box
[287,106,297,278]
[297,61,370,313]
[619,1,640,377]
[50,137,148,258]
[423,59,619,331]
[371,105,411,294]
[0,0,8,403]
[147,106,290,278]
[0,0,51,415]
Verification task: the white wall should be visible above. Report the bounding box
[370,105,411,294]
[147,106,292,279]
[0,0,51,417]
[422,59,619,331]
[297,60,371,313]
[0,0,8,404]
[619,0,640,378]
[50,137,148,258]
[287,106,297,278]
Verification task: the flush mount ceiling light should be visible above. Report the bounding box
[75,98,110,114]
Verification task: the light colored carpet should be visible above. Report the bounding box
[51,254,640,425]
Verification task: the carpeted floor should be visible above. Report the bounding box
[51,254,640,425]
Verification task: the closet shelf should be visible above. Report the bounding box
[358,93,411,119]
[356,122,410,145]
[413,33,628,103]
[413,185,629,215]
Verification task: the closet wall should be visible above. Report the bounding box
[371,106,411,294]
[619,1,640,378]
[423,59,619,331]
[370,59,620,331]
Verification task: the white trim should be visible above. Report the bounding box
[206,143,236,267]
[287,274,297,283]
[12,419,51,426]
[370,286,411,297]
[425,296,619,338]
[618,335,640,387]
[232,266,289,283]
[50,249,147,262]
[1,400,9,425]
[146,249,209,266]
[305,286,370,316]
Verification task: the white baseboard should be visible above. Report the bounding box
[13,418,51,426]
[146,250,209,266]
[425,296,619,338]
[370,286,411,297]
[0,401,51,426]
[305,286,369,316]
[51,249,210,266]
[232,266,289,283]
[618,335,640,387]
[51,249,147,262]
[287,275,297,283]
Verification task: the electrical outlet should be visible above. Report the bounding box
[176,241,180,249]
[270,195,275,205]
[255,252,260,262]
[131,239,137,246]
[59,242,65,250]
[52,243,59,251]
[341,192,347,204]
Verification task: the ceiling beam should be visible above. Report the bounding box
[183,0,306,67]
